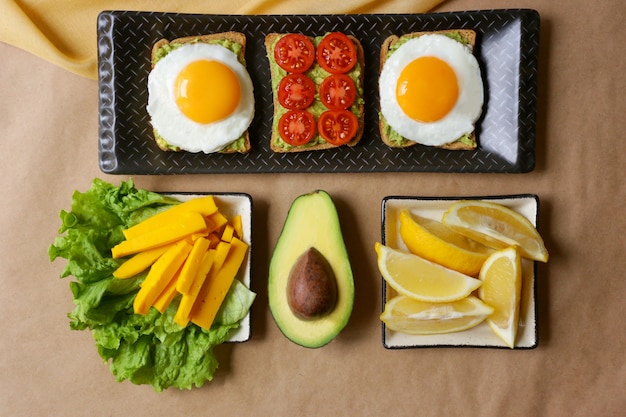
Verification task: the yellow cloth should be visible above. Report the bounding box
[0,0,444,79]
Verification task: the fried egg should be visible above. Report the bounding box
[147,43,254,153]
[379,34,484,146]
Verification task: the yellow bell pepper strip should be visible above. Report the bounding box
[231,214,243,240]
[152,269,181,313]
[174,249,216,327]
[188,231,209,241]
[206,210,228,233]
[111,211,207,259]
[176,237,210,295]
[133,240,193,315]
[123,195,218,240]
[191,237,248,330]
[211,240,231,272]
[221,223,235,243]
[207,232,221,248]
[112,244,173,279]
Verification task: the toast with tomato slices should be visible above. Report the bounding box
[265,32,365,153]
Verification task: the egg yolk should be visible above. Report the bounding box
[175,60,241,124]
[396,56,459,123]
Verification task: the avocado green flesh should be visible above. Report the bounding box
[268,190,354,348]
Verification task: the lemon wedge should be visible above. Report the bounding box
[398,209,493,276]
[442,200,548,262]
[375,243,482,303]
[381,295,493,335]
[479,246,522,348]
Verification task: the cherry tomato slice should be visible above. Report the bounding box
[278,110,316,146]
[277,73,316,110]
[319,74,357,110]
[274,34,316,73]
[316,32,357,74]
[318,110,358,146]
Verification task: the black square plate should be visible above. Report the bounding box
[98,9,539,174]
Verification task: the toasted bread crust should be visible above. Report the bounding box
[149,32,252,154]
[378,29,478,150]
[265,33,365,153]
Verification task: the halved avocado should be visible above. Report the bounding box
[268,190,354,348]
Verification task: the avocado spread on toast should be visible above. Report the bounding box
[267,35,365,152]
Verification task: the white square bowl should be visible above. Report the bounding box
[381,195,540,349]
[169,192,253,343]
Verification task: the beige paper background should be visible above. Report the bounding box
[1,0,624,416]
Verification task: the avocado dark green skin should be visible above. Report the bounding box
[268,190,354,348]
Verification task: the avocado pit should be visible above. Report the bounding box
[287,247,338,320]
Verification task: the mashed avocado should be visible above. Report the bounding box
[152,39,247,153]
[268,34,365,151]
[388,31,469,54]
[380,30,477,149]
[155,131,247,153]
[154,39,244,65]
[380,115,474,148]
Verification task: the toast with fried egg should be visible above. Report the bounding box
[265,33,365,153]
[149,32,252,154]
[379,29,480,150]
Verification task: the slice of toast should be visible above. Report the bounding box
[265,33,365,153]
[379,29,479,150]
[150,32,252,154]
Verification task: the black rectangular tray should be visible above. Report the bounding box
[97,9,539,174]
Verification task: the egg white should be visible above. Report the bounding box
[147,43,255,153]
[379,34,484,147]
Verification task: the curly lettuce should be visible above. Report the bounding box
[48,178,255,391]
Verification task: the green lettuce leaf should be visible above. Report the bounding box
[216,279,257,326]
[49,178,255,391]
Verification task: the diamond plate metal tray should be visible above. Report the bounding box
[97,9,539,174]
